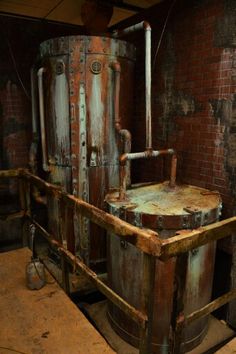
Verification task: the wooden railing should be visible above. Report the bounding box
[1,168,236,353]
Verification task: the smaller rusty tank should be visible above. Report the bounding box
[106,181,221,353]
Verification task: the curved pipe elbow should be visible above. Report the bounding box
[109,61,121,73]
[143,21,151,31]
[113,21,151,38]
[37,67,46,78]
[119,129,131,142]
[119,153,128,166]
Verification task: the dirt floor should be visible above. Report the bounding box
[0,247,115,354]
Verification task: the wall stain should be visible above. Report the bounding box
[156,32,201,141]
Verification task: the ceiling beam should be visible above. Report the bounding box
[101,1,143,13]
[109,0,169,30]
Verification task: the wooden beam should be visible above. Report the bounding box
[185,289,236,326]
[23,171,162,257]
[0,169,20,178]
[171,253,188,354]
[160,217,236,260]
[30,218,148,328]
[62,193,161,257]
[139,254,156,354]
[109,0,169,30]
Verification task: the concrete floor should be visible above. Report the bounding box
[0,248,114,354]
[1,247,235,354]
[216,338,236,353]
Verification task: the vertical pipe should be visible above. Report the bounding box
[113,22,152,151]
[145,24,152,151]
[29,67,39,173]
[31,67,38,135]
[37,67,49,172]
[110,61,132,186]
[170,154,177,188]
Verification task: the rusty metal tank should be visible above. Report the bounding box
[38,36,135,266]
[105,182,222,353]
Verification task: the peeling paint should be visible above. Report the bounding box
[54,68,70,159]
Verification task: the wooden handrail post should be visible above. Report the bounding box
[139,254,156,354]
[171,253,188,354]
[58,196,70,294]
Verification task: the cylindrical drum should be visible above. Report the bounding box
[38,36,135,265]
[106,182,222,353]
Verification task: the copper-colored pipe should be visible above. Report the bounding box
[112,22,178,200]
[110,61,132,186]
[119,149,177,200]
[170,154,177,188]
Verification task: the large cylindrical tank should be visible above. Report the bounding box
[38,36,135,266]
[106,182,221,353]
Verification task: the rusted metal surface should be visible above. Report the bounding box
[39,35,135,265]
[106,181,221,353]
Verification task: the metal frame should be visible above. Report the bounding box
[1,168,236,354]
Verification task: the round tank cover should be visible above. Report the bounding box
[90,60,102,74]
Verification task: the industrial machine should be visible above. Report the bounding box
[32,21,222,353]
[32,34,135,267]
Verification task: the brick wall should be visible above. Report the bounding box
[131,0,236,220]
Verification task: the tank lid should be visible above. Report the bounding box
[106,182,222,230]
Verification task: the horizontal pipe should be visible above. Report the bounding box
[120,149,175,164]
[119,149,176,200]
[30,217,148,328]
[113,21,150,37]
